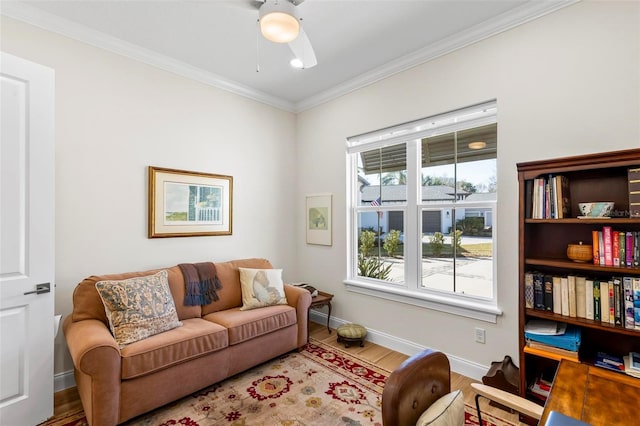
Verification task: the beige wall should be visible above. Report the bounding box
[1,17,298,375]
[295,0,639,367]
[1,0,638,381]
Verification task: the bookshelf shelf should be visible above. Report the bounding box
[517,149,640,414]
[525,257,640,274]
[523,345,580,363]
[525,218,640,225]
[525,309,640,337]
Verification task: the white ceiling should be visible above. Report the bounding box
[2,0,574,112]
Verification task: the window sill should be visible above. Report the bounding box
[343,279,503,323]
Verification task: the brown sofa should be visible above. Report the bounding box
[63,258,311,426]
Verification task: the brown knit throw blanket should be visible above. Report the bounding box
[178,262,222,306]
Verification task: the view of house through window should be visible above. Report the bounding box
[357,144,407,284]
[419,125,496,298]
[348,101,497,303]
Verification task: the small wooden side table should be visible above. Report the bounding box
[309,291,333,334]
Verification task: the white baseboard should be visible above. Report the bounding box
[54,370,76,392]
[309,311,489,381]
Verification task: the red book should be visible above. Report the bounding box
[603,226,613,267]
[608,281,615,324]
[613,231,620,267]
[626,232,634,267]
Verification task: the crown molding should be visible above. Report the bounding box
[2,1,577,114]
[293,0,578,113]
[0,2,296,112]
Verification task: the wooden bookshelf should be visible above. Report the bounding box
[525,308,640,337]
[517,149,640,420]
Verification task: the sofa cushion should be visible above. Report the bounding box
[120,318,228,380]
[72,266,201,325]
[96,270,183,348]
[238,268,288,310]
[204,305,296,345]
[201,258,274,315]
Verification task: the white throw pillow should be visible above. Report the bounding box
[238,268,288,310]
[416,390,464,426]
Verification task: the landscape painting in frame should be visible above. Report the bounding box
[306,193,332,246]
[148,166,233,238]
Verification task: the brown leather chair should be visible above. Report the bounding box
[381,349,451,426]
[382,348,541,426]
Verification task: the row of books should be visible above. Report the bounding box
[592,227,639,267]
[528,375,552,402]
[526,175,570,219]
[526,367,556,402]
[525,272,640,329]
[595,351,640,378]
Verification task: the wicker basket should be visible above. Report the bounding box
[567,242,592,263]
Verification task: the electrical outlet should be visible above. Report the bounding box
[475,327,486,344]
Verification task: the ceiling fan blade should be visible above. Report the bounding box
[231,0,264,11]
[288,27,317,69]
[248,0,301,10]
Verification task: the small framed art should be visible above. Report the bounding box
[148,166,232,238]
[306,193,332,246]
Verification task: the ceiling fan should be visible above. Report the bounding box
[251,0,317,69]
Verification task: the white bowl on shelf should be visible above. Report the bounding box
[578,202,614,218]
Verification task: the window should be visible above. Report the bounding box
[346,101,501,322]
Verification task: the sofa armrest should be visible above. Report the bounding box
[64,317,121,374]
[64,316,122,426]
[284,284,312,347]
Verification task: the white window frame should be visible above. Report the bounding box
[345,100,502,323]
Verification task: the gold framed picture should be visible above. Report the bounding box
[306,193,332,246]
[148,166,232,238]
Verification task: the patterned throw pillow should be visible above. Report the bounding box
[95,270,182,348]
[415,390,464,426]
[238,268,288,310]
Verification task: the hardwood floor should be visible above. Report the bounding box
[308,321,523,425]
[53,321,524,424]
[53,386,82,417]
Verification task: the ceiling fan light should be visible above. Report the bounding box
[468,141,487,150]
[260,2,300,43]
[290,58,304,69]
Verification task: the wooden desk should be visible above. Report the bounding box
[541,361,640,425]
[309,291,333,334]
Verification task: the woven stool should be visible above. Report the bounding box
[336,323,367,348]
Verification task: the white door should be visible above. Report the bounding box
[0,52,55,425]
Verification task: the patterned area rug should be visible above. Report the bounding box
[42,340,516,426]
